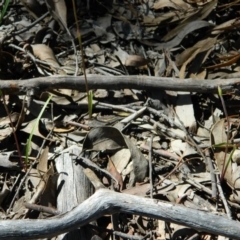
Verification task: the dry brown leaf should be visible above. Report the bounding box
[210,119,228,145]
[142,11,180,26]
[29,165,54,204]
[0,112,19,126]
[232,150,240,164]
[153,0,190,10]
[122,183,150,196]
[107,156,123,191]
[51,126,75,133]
[21,119,46,139]
[211,119,232,188]
[0,151,19,169]
[111,148,131,174]
[206,53,240,69]
[163,0,217,41]
[84,168,106,190]
[217,52,240,60]
[174,92,196,133]
[37,147,49,174]
[0,127,14,141]
[38,170,58,218]
[155,21,212,50]
[32,44,60,68]
[185,0,215,6]
[211,19,240,34]
[25,162,57,216]
[190,69,207,79]
[176,36,217,66]
[32,44,67,75]
[179,48,200,79]
[45,0,67,30]
[217,0,240,10]
[125,55,149,67]
[171,138,197,157]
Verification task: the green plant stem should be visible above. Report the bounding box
[25,95,52,165]
[0,0,10,25]
[221,146,236,182]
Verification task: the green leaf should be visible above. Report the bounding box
[88,90,93,118]
[218,85,222,97]
[0,0,10,25]
[221,145,236,180]
[212,142,235,148]
[25,95,52,165]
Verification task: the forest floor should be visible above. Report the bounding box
[0,0,240,239]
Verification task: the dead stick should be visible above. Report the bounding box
[1,75,240,93]
[0,189,239,239]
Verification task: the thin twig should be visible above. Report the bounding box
[141,143,180,162]
[205,149,217,199]
[185,177,212,196]
[98,102,136,113]
[216,174,232,219]
[154,156,184,188]
[1,76,240,93]
[77,156,119,185]
[120,106,146,123]
[24,203,60,216]
[173,109,209,167]
[9,12,50,37]
[148,135,153,199]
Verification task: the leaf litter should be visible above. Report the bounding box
[1,0,240,239]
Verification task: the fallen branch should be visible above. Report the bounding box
[0,189,240,239]
[1,75,240,93]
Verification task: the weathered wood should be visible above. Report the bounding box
[55,146,94,240]
[0,189,240,239]
[1,75,240,93]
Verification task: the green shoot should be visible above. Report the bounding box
[218,85,222,96]
[88,90,93,118]
[218,86,230,182]
[0,0,10,25]
[212,142,235,148]
[221,145,236,182]
[71,0,93,118]
[25,95,52,165]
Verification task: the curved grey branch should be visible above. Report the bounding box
[1,75,240,93]
[0,189,240,239]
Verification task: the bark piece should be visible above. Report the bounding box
[55,146,94,240]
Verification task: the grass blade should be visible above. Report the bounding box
[25,95,52,165]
